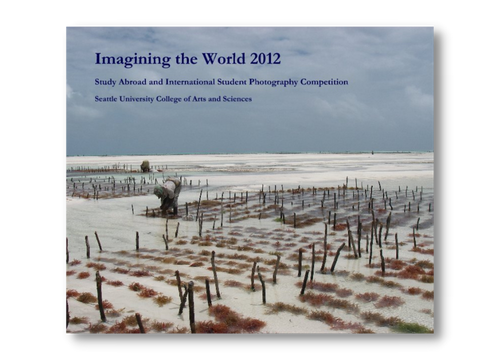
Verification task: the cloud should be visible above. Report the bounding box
[67,103,101,120]
[66,84,75,99]
[314,93,385,125]
[66,27,434,155]
[405,85,433,110]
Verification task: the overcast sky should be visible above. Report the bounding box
[66,27,433,156]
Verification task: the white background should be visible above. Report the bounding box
[3,1,498,358]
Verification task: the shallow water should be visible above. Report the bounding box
[67,152,433,195]
[67,152,433,247]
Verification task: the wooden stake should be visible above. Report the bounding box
[251,261,257,291]
[369,230,374,266]
[66,237,69,264]
[135,313,146,333]
[95,271,106,322]
[330,243,345,273]
[211,251,221,298]
[162,234,168,250]
[135,231,139,251]
[165,216,169,241]
[175,270,183,303]
[196,190,202,222]
[300,270,310,295]
[91,233,102,254]
[188,281,196,333]
[320,223,328,272]
[220,201,224,228]
[384,212,391,241]
[273,254,281,284]
[378,223,383,249]
[349,230,358,259]
[198,212,203,237]
[395,233,399,260]
[85,236,90,259]
[311,243,315,281]
[357,221,362,258]
[205,278,212,307]
[298,248,303,277]
[380,249,385,274]
[66,299,69,329]
[257,266,266,304]
[178,284,188,315]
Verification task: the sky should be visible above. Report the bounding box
[66,27,434,156]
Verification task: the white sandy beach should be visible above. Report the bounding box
[66,152,434,334]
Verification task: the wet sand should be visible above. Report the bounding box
[66,161,434,334]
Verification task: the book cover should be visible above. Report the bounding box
[66,27,434,334]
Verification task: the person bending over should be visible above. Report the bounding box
[153,177,182,215]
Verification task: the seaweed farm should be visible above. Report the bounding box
[66,153,434,334]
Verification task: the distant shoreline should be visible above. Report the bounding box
[67,150,434,158]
